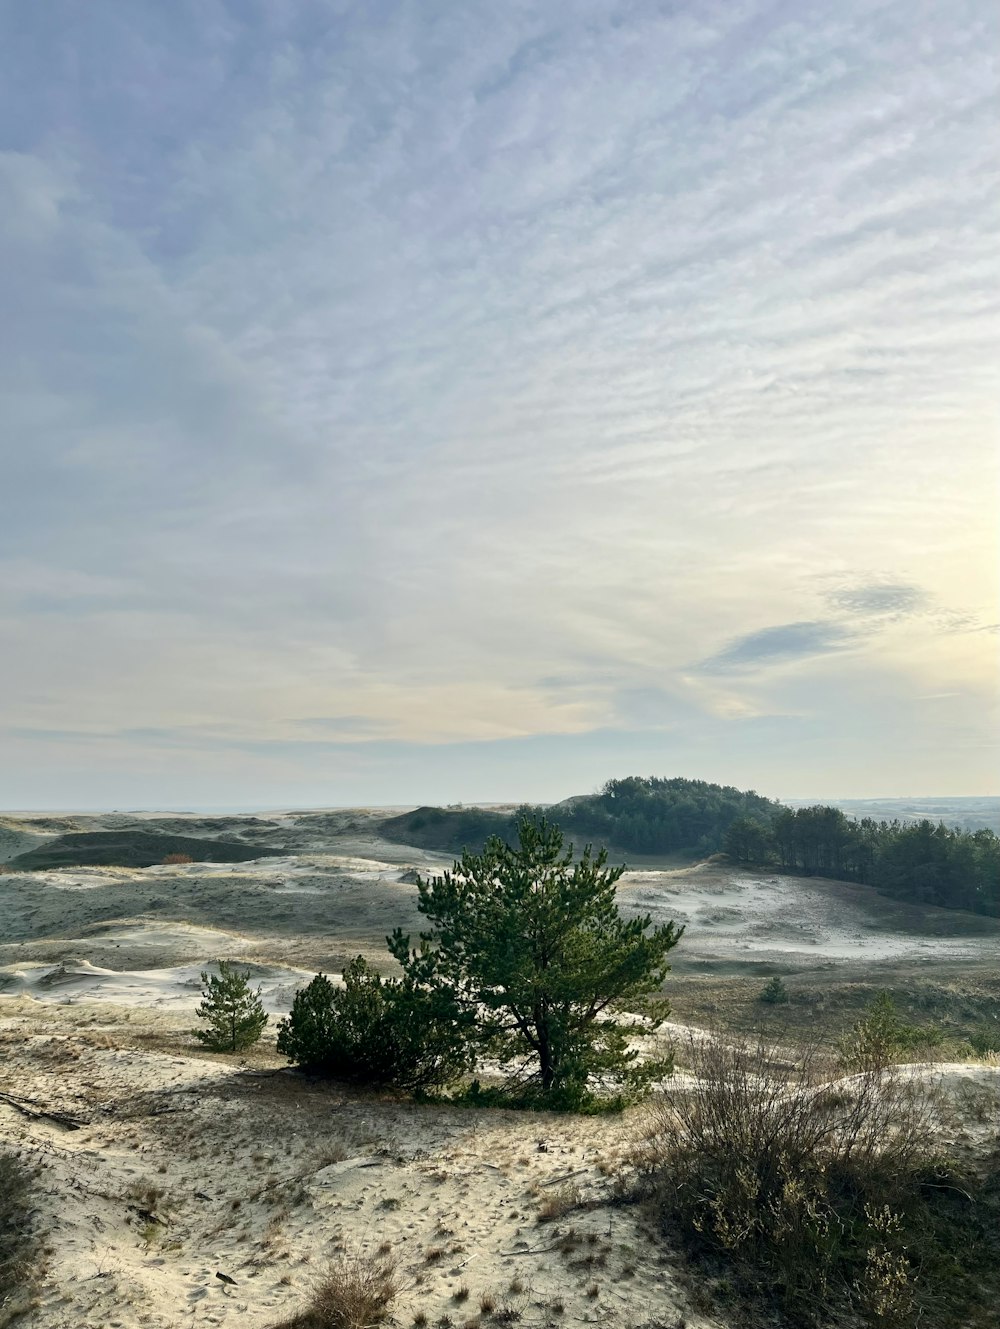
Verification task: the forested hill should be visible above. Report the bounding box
[379,775,1000,920]
[725,806,1000,917]
[378,776,781,857]
[553,776,781,854]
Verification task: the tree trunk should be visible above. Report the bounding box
[536,1009,555,1092]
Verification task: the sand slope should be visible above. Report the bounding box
[0,1008,719,1329]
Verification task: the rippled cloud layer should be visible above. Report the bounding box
[1,1,997,805]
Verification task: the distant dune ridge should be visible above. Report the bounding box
[6,830,286,870]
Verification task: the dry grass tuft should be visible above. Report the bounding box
[272,1248,400,1329]
[536,1183,581,1223]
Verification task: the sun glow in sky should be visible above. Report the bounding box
[1,1,997,809]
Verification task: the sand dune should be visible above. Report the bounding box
[2,954,323,1014]
[3,809,999,1329]
[0,1016,727,1329]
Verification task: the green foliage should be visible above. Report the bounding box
[380,778,783,858]
[724,816,777,864]
[759,975,789,1005]
[872,822,1000,915]
[453,1077,634,1114]
[968,1024,1000,1057]
[559,776,782,856]
[193,960,269,1052]
[839,993,944,1071]
[275,959,471,1092]
[769,810,1000,916]
[644,1036,1000,1328]
[389,816,683,1108]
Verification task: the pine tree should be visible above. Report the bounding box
[759,975,789,1005]
[389,816,684,1107]
[275,959,471,1090]
[193,960,269,1052]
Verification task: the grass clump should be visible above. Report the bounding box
[536,1183,581,1222]
[638,1034,1000,1328]
[272,1248,400,1328]
[0,1152,39,1327]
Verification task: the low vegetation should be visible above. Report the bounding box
[635,1034,1000,1328]
[758,975,789,1004]
[0,1152,38,1327]
[664,968,1000,1055]
[378,804,522,855]
[536,1182,581,1222]
[838,992,945,1070]
[272,1248,400,1328]
[275,959,471,1091]
[7,829,279,870]
[969,1024,1000,1056]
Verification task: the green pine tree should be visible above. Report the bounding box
[389,816,684,1108]
[759,975,789,1005]
[275,959,471,1091]
[193,960,269,1052]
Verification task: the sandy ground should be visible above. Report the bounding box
[4,828,998,1017]
[2,808,999,1329]
[0,1003,719,1329]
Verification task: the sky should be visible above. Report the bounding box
[1,0,997,810]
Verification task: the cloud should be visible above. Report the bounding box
[288,715,391,738]
[0,1,997,804]
[826,582,928,619]
[703,622,855,673]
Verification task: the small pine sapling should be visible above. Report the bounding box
[759,976,789,1005]
[193,960,269,1052]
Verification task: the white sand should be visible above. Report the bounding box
[0,1005,721,1329]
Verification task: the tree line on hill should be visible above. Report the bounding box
[380,776,1000,919]
[379,776,781,857]
[556,775,781,854]
[724,806,1000,916]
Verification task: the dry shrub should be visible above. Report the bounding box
[0,1153,38,1327]
[637,1034,999,1328]
[536,1182,581,1222]
[273,1249,400,1329]
[161,852,194,864]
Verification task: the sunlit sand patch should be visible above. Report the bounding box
[1,954,324,1013]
